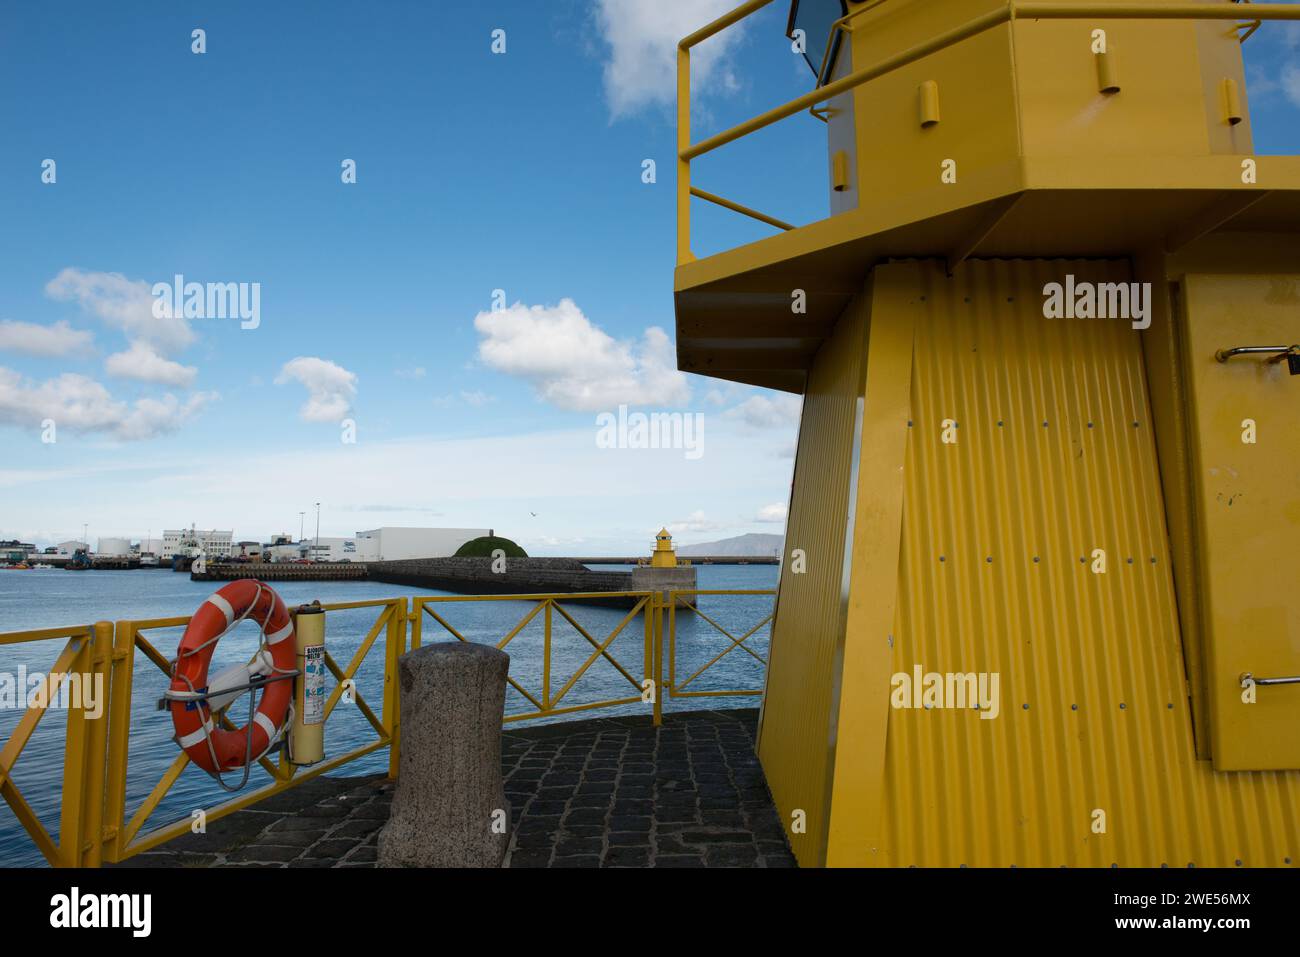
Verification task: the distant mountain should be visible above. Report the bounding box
[677,533,783,558]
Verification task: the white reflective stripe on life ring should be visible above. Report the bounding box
[254,712,280,744]
[177,719,216,749]
[205,594,236,626]
[265,622,293,646]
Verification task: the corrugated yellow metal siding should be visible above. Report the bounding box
[757,289,868,867]
[875,259,1300,866]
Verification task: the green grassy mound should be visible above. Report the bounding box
[454,535,528,558]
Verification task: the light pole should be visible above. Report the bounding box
[314,503,321,563]
[299,512,305,542]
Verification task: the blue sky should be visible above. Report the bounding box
[1,2,1297,554]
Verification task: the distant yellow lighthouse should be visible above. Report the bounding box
[650,528,677,568]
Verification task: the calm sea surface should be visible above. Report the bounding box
[0,564,776,867]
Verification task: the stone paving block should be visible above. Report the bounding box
[113,709,799,870]
[228,844,304,864]
[603,847,651,867]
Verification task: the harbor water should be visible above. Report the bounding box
[0,564,775,867]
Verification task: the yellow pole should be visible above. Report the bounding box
[57,637,90,867]
[289,606,326,766]
[78,621,113,866]
[543,599,552,712]
[653,595,664,727]
[677,45,693,264]
[383,598,406,780]
[102,621,135,863]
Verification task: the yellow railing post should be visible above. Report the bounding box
[102,621,135,863]
[56,634,94,867]
[77,621,113,866]
[668,594,678,696]
[543,599,552,712]
[384,597,407,780]
[676,44,692,264]
[653,593,664,727]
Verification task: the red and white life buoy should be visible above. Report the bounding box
[168,581,297,775]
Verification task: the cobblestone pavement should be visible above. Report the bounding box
[112,708,796,868]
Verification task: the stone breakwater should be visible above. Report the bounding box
[192,562,368,582]
[191,557,698,605]
[367,557,644,607]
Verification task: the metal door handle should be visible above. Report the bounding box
[1216,345,1300,374]
[1240,672,1300,687]
[1215,345,1298,362]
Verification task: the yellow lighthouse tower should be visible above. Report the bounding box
[675,1,1300,867]
[650,528,679,568]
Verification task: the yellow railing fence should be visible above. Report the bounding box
[102,597,406,863]
[665,590,772,700]
[0,587,774,867]
[411,592,662,726]
[0,623,110,867]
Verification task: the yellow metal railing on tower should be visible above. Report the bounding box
[675,0,1300,264]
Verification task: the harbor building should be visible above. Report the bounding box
[162,529,233,559]
[305,537,360,562]
[264,534,305,563]
[355,527,492,562]
[49,541,88,558]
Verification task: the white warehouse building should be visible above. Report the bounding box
[302,527,491,563]
[356,527,492,561]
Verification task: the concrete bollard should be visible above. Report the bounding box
[377,642,511,867]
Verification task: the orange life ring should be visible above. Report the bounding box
[169,581,296,774]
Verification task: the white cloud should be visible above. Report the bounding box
[667,510,726,534]
[725,393,802,429]
[474,298,690,412]
[114,392,218,441]
[105,342,197,388]
[756,503,787,523]
[594,0,748,118]
[0,319,94,358]
[0,366,214,441]
[275,356,358,422]
[45,268,194,355]
[1283,63,1300,108]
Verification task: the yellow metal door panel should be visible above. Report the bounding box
[1181,273,1300,772]
[757,290,869,866]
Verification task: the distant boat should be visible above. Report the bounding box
[0,562,31,570]
[32,563,54,570]
[65,550,91,571]
[139,552,159,568]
